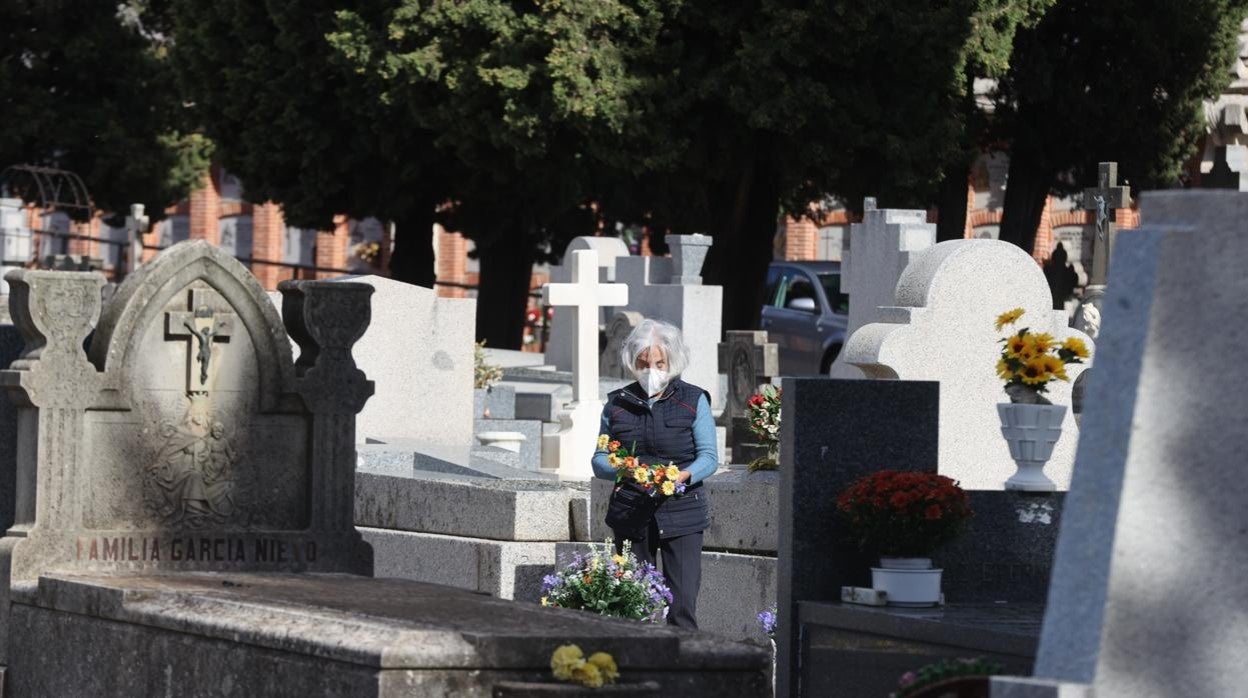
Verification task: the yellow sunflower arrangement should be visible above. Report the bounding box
[996,308,1090,402]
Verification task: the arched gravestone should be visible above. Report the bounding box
[843,239,1092,490]
[0,240,374,659]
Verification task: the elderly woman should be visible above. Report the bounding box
[591,318,717,629]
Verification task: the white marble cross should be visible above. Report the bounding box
[542,249,628,404]
[540,249,628,478]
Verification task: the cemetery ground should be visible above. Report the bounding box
[0,189,1238,697]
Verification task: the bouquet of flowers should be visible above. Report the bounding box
[598,434,687,498]
[540,539,672,622]
[835,470,973,558]
[746,384,781,471]
[994,308,1089,405]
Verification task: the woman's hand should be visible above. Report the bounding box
[677,470,692,484]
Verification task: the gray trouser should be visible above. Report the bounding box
[615,521,703,630]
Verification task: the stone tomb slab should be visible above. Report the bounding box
[10,572,768,697]
[797,601,1041,698]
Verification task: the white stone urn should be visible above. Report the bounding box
[871,557,942,607]
[997,402,1066,491]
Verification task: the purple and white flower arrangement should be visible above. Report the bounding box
[540,539,672,622]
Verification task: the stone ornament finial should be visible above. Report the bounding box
[279,280,375,415]
[3,269,105,408]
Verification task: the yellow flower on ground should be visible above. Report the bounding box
[541,596,549,607]
[571,661,604,688]
[1062,336,1090,359]
[1041,354,1069,381]
[633,466,648,484]
[995,308,1025,331]
[1019,357,1052,386]
[587,652,620,682]
[661,480,676,496]
[551,644,585,681]
[597,434,609,450]
[665,464,680,480]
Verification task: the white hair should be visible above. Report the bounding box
[620,318,691,378]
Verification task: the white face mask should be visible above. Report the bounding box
[636,368,670,397]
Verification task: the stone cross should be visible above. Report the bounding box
[831,202,935,378]
[1081,162,1131,286]
[166,288,234,393]
[542,249,628,405]
[541,249,628,478]
[1203,144,1248,192]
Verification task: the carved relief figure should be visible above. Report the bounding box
[144,407,242,528]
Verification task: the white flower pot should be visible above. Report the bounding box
[871,557,942,607]
[997,402,1066,491]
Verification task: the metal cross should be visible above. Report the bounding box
[166,288,235,394]
[1081,162,1130,286]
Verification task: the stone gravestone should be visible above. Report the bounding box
[992,190,1248,698]
[550,235,723,409]
[0,240,373,661]
[612,234,723,409]
[0,240,766,695]
[717,330,778,462]
[777,379,1066,697]
[775,379,940,698]
[843,239,1092,491]
[1202,144,1248,191]
[829,201,936,378]
[600,310,643,379]
[328,275,475,449]
[541,249,628,478]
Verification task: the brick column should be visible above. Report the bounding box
[188,171,220,244]
[1032,195,1055,264]
[435,224,468,298]
[251,202,286,290]
[315,214,349,279]
[782,216,817,261]
[67,217,96,257]
[1116,207,1139,230]
[963,176,976,238]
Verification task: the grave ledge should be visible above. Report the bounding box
[19,572,765,672]
[798,600,1042,658]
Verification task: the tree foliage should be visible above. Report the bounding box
[171,0,449,285]
[327,0,674,345]
[610,0,1054,331]
[995,0,1248,252]
[0,0,205,219]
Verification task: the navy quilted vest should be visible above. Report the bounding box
[605,378,707,466]
[604,378,711,539]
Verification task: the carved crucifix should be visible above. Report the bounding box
[1081,162,1131,287]
[166,288,234,393]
